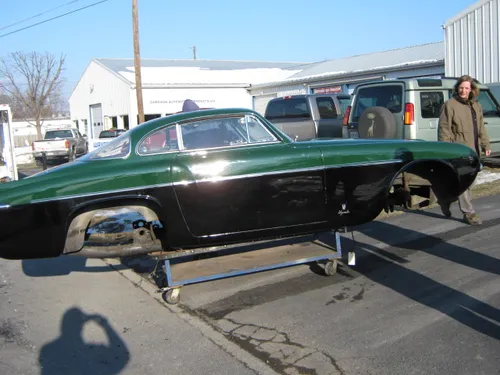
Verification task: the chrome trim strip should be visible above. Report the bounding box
[172,165,325,186]
[199,220,328,238]
[0,204,11,209]
[172,158,403,186]
[27,159,402,204]
[29,184,173,204]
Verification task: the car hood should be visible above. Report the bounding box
[0,158,154,206]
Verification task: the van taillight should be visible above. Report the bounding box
[65,140,70,148]
[343,105,351,125]
[31,142,35,151]
[404,103,414,125]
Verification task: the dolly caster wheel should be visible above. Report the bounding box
[162,288,180,305]
[324,260,338,276]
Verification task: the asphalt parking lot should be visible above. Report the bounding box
[1,193,499,375]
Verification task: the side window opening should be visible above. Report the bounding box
[181,116,278,150]
[138,125,179,155]
[477,90,499,117]
[316,97,337,119]
[336,97,351,117]
[420,92,444,118]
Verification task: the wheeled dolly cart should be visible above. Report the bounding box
[150,230,354,305]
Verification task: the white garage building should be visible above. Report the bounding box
[70,42,447,139]
[250,42,446,114]
[69,59,305,139]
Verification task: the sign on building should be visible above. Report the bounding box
[312,86,343,94]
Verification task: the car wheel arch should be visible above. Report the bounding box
[63,195,167,255]
[388,159,460,203]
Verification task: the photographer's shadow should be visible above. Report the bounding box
[39,307,130,375]
[22,256,127,277]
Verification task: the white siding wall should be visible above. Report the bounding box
[445,0,500,83]
[69,61,131,121]
[141,87,252,113]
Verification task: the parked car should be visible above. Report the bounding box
[32,128,88,165]
[342,77,500,207]
[98,128,127,138]
[343,77,500,154]
[0,108,479,260]
[487,82,500,103]
[264,94,351,140]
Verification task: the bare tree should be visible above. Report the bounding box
[0,52,66,139]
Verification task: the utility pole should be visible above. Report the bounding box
[132,0,145,124]
[191,46,197,60]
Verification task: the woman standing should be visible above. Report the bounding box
[438,75,491,225]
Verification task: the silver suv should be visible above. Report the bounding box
[343,77,500,156]
[342,77,500,208]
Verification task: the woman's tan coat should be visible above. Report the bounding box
[438,97,490,155]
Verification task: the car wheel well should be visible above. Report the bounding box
[390,160,459,203]
[63,197,166,256]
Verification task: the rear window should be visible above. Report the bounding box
[45,130,73,139]
[352,85,403,121]
[265,98,311,120]
[99,129,125,138]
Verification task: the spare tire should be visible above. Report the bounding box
[358,106,397,138]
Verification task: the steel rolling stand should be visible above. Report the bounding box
[150,230,355,305]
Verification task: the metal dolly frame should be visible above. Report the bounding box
[151,230,354,305]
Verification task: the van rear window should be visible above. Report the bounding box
[352,85,403,121]
[265,98,310,120]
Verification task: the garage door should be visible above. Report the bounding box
[89,104,103,139]
[253,94,277,115]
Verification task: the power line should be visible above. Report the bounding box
[0,0,109,39]
[0,0,82,31]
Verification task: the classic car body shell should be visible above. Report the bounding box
[0,108,479,260]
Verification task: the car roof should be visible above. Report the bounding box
[354,77,490,91]
[128,108,259,139]
[268,93,351,102]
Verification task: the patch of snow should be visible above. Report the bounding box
[282,59,440,83]
[474,170,500,186]
[118,67,301,86]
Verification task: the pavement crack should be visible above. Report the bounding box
[219,317,345,375]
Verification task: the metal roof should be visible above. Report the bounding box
[96,58,310,72]
[94,58,309,86]
[285,42,444,82]
[92,42,444,88]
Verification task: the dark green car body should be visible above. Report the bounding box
[0,108,479,260]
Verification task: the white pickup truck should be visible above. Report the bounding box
[32,128,88,165]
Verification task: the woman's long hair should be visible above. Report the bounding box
[452,75,480,101]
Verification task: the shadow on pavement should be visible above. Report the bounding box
[356,213,500,276]
[321,217,500,341]
[22,256,127,277]
[39,307,130,375]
